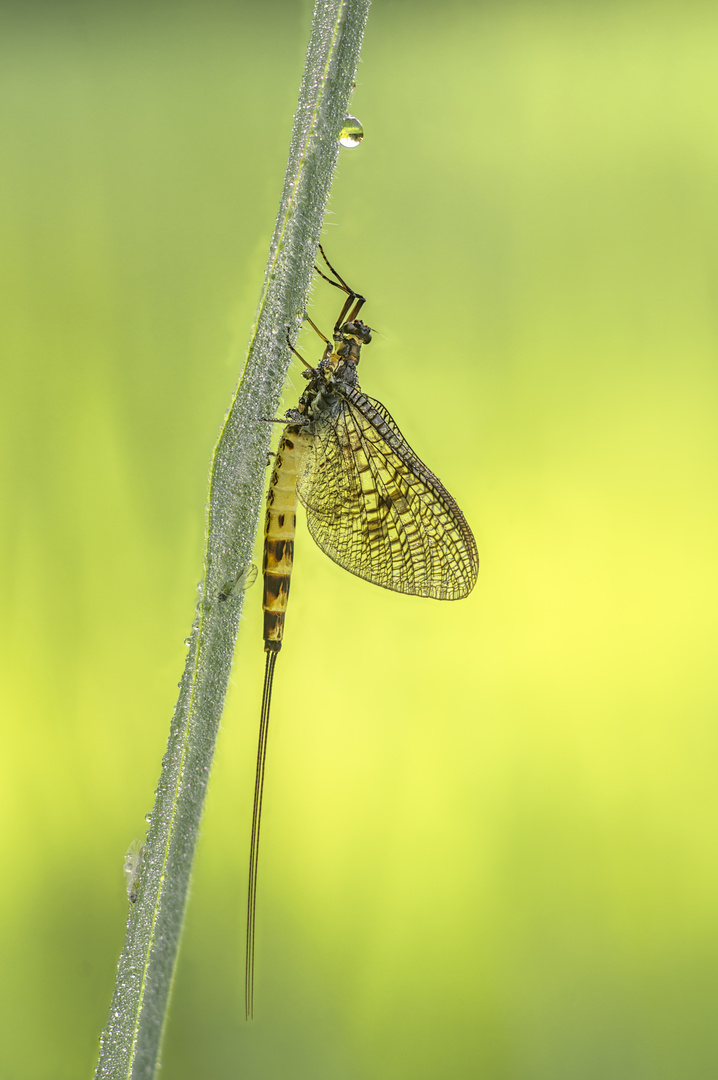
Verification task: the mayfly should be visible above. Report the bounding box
[246,247,479,1017]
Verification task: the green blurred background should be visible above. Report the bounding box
[2,1,718,1076]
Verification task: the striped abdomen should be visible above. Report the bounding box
[263,425,310,652]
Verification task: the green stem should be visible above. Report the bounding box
[94,2,370,1076]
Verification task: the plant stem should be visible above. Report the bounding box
[94,2,370,1076]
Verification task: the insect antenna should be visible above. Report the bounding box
[245,648,278,1020]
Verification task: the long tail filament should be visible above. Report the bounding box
[245,648,278,1019]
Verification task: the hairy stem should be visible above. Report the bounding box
[94,2,370,1076]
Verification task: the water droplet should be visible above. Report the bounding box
[339,115,363,148]
[145,812,152,823]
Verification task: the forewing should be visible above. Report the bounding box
[296,388,478,599]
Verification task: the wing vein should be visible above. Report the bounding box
[296,386,478,599]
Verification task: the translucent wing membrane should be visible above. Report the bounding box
[297,387,478,599]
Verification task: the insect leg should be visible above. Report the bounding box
[286,328,313,370]
[303,313,330,346]
[316,244,361,297]
[314,245,366,330]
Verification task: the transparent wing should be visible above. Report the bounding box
[296,387,478,599]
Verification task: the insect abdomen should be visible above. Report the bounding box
[262,426,310,652]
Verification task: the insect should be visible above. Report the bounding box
[245,248,479,1017]
[123,839,144,904]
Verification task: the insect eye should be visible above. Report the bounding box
[342,320,372,344]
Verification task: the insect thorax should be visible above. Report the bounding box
[296,352,361,425]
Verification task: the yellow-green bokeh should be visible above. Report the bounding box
[2,2,718,1077]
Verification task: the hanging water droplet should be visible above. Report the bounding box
[339,115,363,148]
[145,812,152,823]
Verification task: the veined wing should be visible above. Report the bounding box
[296,387,478,599]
